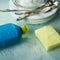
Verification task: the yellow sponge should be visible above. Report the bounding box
[35,25,60,51]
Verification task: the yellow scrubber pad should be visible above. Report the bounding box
[35,25,60,51]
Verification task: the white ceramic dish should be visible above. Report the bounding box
[9,0,58,24]
[26,8,57,24]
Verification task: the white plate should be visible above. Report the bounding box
[9,0,58,24]
[11,0,45,9]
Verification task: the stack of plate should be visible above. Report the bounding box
[9,0,58,24]
[25,8,58,24]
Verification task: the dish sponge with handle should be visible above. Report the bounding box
[35,25,60,51]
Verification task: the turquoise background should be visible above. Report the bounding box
[0,0,60,60]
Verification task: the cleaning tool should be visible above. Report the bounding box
[35,25,60,51]
[0,23,29,48]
